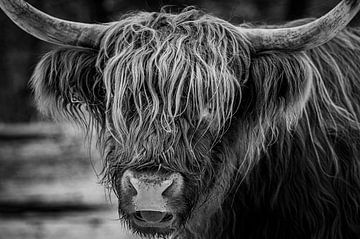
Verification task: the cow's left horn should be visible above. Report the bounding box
[242,0,360,51]
[0,0,106,48]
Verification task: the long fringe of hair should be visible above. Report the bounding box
[31,8,251,192]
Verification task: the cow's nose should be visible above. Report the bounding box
[121,169,184,210]
[120,169,183,227]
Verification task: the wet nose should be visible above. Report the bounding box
[121,169,183,227]
[121,170,183,210]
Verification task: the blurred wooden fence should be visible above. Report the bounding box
[0,122,138,239]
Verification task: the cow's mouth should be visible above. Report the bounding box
[132,210,174,227]
[124,211,176,237]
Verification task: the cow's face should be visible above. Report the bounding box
[94,11,250,236]
[28,9,251,236]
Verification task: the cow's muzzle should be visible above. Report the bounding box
[120,169,184,231]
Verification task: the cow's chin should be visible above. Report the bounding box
[126,220,175,238]
[120,209,181,238]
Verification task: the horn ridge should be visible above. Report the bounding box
[242,0,360,52]
[0,0,106,48]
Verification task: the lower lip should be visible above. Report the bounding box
[128,218,175,237]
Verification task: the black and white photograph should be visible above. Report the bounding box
[1,0,360,238]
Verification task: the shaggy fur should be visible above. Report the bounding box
[30,8,360,239]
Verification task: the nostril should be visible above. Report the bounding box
[161,173,183,197]
[161,181,174,197]
[127,177,138,195]
[121,171,138,196]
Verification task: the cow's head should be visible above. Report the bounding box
[1,0,359,237]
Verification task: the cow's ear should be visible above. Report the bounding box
[247,52,313,127]
[31,48,106,127]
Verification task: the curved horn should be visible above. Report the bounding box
[0,0,106,48]
[242,0,360,51]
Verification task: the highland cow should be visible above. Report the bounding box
[1,0,360,238]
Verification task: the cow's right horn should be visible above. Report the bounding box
[0,0,107,48]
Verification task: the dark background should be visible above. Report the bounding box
[1,0,358,123]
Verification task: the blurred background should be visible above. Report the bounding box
[0,0,359,239]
